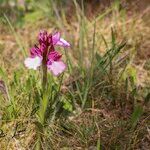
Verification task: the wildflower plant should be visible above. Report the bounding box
[24,30,70,148]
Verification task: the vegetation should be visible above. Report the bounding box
[0,0,149,149]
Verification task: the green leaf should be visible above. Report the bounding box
[122,65,137,85]
[131,106,143,128]
[97,138,101,150]
[0,67,6,80]
[63,99,73,112]
[111,27,116,48]
[144,92,150,104]
[95,53,102,61]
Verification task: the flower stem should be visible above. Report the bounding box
[42,55,48,91]
[36,50,49,149]
[39,52,48,123]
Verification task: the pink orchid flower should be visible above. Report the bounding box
[24,31,70,76]
[47,51,66,76]
[52,32,70,47]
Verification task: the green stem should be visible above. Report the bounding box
[36,133,42,150]
[40,48,48,125]
[39,91,49,124]
[36,49,49,149]
[42,56,48,91]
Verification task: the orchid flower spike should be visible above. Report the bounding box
[24,31,70,76]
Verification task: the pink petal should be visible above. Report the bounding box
[24,56,42,70]
[56,38,70,47]
[47,61,66,76]
[52,32,60,45]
